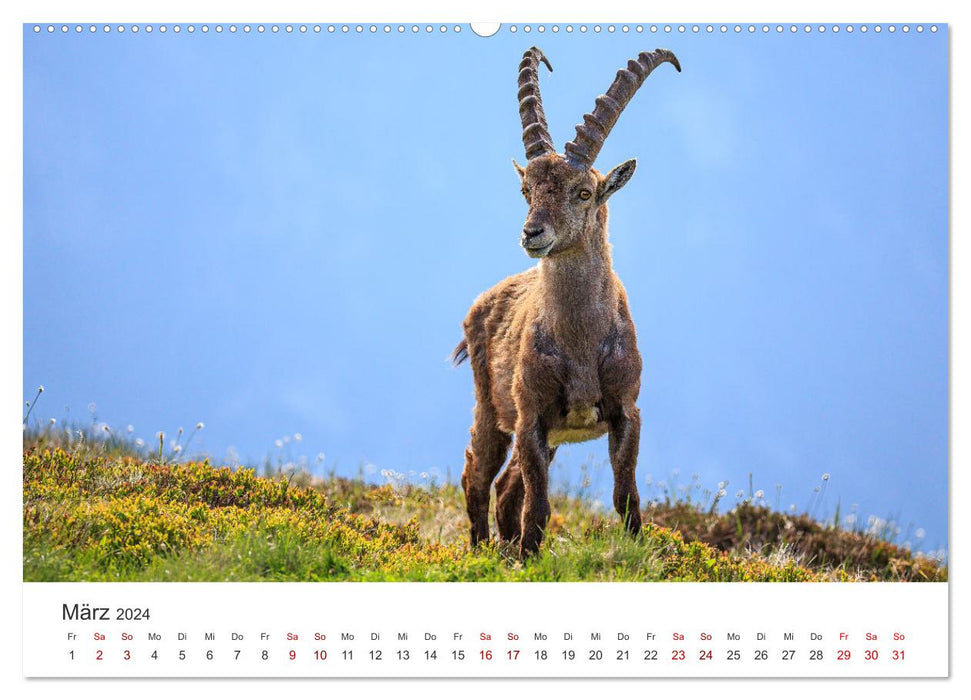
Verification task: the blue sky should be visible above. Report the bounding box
[23,25,948,551]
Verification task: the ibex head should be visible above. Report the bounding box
[513,47,681,258]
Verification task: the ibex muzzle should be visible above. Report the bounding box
[521,217,554,258]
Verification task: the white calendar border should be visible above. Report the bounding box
[22,582,949,678]
[6,0,961,695]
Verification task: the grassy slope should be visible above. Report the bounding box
[22,445,946,583]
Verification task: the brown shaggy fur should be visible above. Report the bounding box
[454,154,644,557]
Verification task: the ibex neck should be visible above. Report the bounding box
[537,217,617,340]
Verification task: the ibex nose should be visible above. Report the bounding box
[522,225,545,239]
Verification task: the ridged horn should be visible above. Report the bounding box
[563,48,681,170]
[518,47,556,160]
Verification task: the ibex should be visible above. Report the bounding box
[452,47,680,558]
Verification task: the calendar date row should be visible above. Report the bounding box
[69,646,908,664]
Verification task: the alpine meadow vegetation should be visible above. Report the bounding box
[22,417,945,583]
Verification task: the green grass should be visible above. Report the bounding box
[22,431,946,583]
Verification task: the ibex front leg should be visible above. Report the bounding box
[461,402,511,546]
[514,418,552,557]
[608,405,642,535]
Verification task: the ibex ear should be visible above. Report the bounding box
[597,159,637,205]
[512,158,527,184]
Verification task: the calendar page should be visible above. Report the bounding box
[19,3,950,686]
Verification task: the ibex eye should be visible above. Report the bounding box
[579,189,592,201]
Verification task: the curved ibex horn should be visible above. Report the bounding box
[564,48,681,170]
[518,47,556,160]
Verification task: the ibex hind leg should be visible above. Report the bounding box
[495,446,557,543]
[461,404,511,546]
[495,458,524,543]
